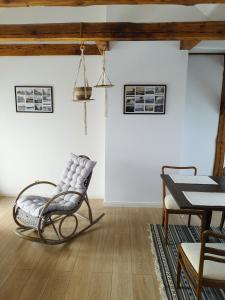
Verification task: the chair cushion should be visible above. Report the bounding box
[53,153,96,196]
[17,154,96,217]
[165,194,180,209]
[181,243,225,280]
[17,194,82,217]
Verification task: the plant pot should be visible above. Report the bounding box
[73,86,92,101]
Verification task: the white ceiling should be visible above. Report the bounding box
[195,4,220,17]
[0,4,225,23]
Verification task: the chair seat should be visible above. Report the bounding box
[181,243,225,280]
[165,194,180,209]
[17,193,82,217]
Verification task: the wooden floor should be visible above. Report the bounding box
[0,197,220,300]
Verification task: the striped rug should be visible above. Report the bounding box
[150,225,225,300]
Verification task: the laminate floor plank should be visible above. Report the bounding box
[0,197,199,300]
[40,272,72,300]
[87,273,112,300]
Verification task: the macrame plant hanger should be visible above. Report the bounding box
[73,23,94,135]
[95,45,114,118]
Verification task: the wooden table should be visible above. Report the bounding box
[161,174,225,231]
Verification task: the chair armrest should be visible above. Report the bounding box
[39,191,84,217]
[15,181,57,204]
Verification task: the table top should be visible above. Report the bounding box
[161,174,225,211]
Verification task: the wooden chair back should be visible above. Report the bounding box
[161,165,197,202]
[198,231,225,282]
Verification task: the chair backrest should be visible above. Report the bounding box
[161,165,197,200]
[198,231,225,280]
[54,154,97,197]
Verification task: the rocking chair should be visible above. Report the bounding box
[13,154,104,245]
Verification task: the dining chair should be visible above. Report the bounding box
[177,230,225,300]
[162,165,205,244]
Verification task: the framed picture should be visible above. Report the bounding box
[15,86,53,113]
[124,85,166,115]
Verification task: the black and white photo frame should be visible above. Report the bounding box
[15,86,53,113]
[124,85,166,115]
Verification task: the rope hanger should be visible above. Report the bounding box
[73,23,94,136]
[95,43,114,118]
[73,23,114,134]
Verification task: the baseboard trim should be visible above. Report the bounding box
[104,201,162,208]
[0,194,15,198]
[0,195,162,208]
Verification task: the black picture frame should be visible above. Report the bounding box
[124,84,167,115]
[15,86,54,113]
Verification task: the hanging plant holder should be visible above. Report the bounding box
[73,86,93,101]
[94,49,114,118]
[73,44,94,135]
[94,49,114,89]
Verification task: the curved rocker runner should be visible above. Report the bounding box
[13,154,105,245]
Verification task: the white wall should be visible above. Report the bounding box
[0,56,105,197]
[105,42,189,206]
[0,7,106,198]
[181,55,223,174]
[0,6,223,205]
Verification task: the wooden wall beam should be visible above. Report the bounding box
[180,40,200,50]
[0,43,101,55]
[0,22,225,42]
[96,41,109,54]
[213,55,225,176]
[1,0,225,6]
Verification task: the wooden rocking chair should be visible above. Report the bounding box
[13,154,104,245]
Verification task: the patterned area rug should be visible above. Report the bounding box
[150,224,225,300]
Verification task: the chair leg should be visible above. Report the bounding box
[164,211,169,244]
[162,209,165,227]
[196,285,202,300]
[187,214,191,227]
[176,258,181,288]
[200,213,206,242]
[219,211,225,230]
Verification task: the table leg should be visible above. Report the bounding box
[205,210,212,230]
[204,210,212,242]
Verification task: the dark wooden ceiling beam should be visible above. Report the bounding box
[1,0,225,6]
[0,44,101,55]
[180,39,200,50]
[0,22,225,42]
